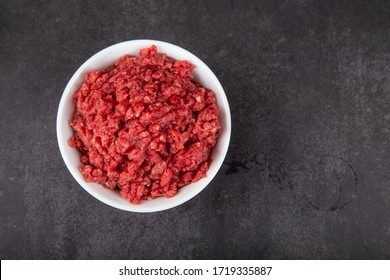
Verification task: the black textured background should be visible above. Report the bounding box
[1,0,390,259]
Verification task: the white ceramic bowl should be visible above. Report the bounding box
[57,39,231,212]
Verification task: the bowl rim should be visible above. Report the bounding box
[56,39,231,212]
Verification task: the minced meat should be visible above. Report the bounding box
[68,45,220,204]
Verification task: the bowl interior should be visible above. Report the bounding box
[57,40,231,212]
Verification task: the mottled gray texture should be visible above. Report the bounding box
[1,0,390,259]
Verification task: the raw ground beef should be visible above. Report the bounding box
[69,45,220,204]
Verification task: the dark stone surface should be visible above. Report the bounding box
[1,0,390,259]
